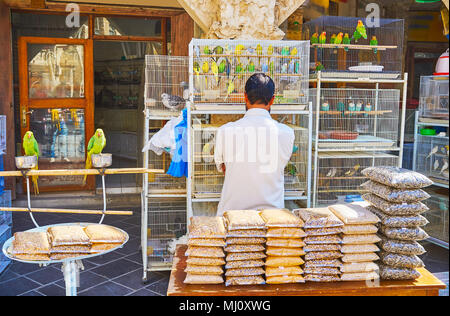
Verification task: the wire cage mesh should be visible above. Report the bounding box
[147,197,187,267]
[311,88,400,150]
[415,134,449,186]
[303,16,404,79]
[0,190,11,226]
[189,39,310,109]
[0,223,11,274]
[419,75,449,120]
[422,186,449,244]
[0,115,6,155]
[313,152,399,206]
[145,55,189,118]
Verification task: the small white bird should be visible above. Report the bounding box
[161,93,185,111]
[440,160,448,174]
[167,234,188,255]
[434,159,440,171]
[437,132,446,137]
[355,101,363,112]
[426,146,439,159]
[326,168,337,177]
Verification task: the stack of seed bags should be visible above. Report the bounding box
[184,216,226,284]
[294,208,344,282]
[223,210,266,286]
[85,224,127,254]
[47,225,91,260]
[10,231,51,261]
[328,203,381,282]
[260,209,306,284]
[361,166,432,280]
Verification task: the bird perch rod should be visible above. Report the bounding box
[0,207,133,216]
[0,168,164,177]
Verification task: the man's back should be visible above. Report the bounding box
[214,108,295,216]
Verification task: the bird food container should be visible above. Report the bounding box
[91,153,112,168]
[15,156,37,169]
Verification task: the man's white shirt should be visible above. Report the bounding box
[214,108,295,216]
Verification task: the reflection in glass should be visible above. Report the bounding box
[29,108,85,187]
[94,17,162,37]
[28,44,84,98]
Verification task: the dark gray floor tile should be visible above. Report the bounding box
[124,226,141,238]
[114,238,140,256]
[0,266,19,283]
[20,290,45,296]
[0,277,41,296]
[112,269,162,291]
[90,259,141,279]
[9,261,42,275]
[55,271,108,291]
[26,266,64,285]
[146,273,170,296]
[36,284,66,296]
[79,281,133,296]
[127,288,160,296]
[85,251,123,266]
[124,252,142,264]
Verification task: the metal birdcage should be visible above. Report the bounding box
[313,151,399,207]
[0,115,6,155]
[419,75,449,120]
[189,39,310,110]
[414,134,449,186]
[310,88,400,150]
[422,186,449,245]
[144,55,189,118]
[303,16,404,79]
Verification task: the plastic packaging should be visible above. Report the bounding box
[367,206,429,228]
[225,276,265,286]
[14,254,50,261]
[188,216,226,239]
[50,253,85,260]
[303,244,341,252]
[265,256,304,267]
[342,224,378,235]
[361,167,433,189]
[225,252,266,261]
[186,257,225,266]
[340,262,379,273]
[224,244,265,253]
[328,203,380,225]
[304,259,343,269]
[304,235,341,245]
[265,266,304,277]
[341,244,380,254]
[304,274,341,282]
[47,226,90,246]
[224,267,265,277]
[362,194,429,216]
[303,267,341,275]
[266,227,306,238]
[305,227,343,236]
[379,251,425,269]
[341,252,379,263]
[227,229,266,238]
[266,275,305,284]
[259,208,303,227]
[188,238,226,247]
[185,246,225,258]
[305,251,342,261]
[293,208,344,228]
[50,245,91,254]
[380,226,429,241]
[184,273,224,284]
[266,247,305,257]
[378,264,421,280]
[378,237,426,255]
[11,232,50,254]
[90,243,122,253]
[84,224,126,243]
[341,272,379,281]
[185,265,223,275]
[341,234,380,245]
[223,210,266,230]
[361,180,431,202]
[226,237,266,245]
[225,259,264,269]
[266,238,305,248]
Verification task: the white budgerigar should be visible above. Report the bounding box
[434,159,440,171]
[426,146,439,159]
[161,93,185,111]
[441,160,448,174]
[326,168,337,177]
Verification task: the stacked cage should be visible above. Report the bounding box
[361,167,432,280]
[184,216,226,285]
[223,210,266,286]
[0,115,11,274]
[419,76,449,120]
[294,208,344,282]
[422,186,448,244]
[415,133,449,186]
[303,16,404,79]
[189,39,309,110]
[329,203,380,281]
[261,209,306,284]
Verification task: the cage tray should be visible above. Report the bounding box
[316,135,395,148]
[312,71,400,80]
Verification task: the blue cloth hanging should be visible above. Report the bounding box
[167,108,188,178]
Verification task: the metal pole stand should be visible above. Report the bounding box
[61,260,84,296]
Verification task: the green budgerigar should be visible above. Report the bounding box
[352,20,367,42]
[319,32,327,44]
[83,128,106,185]
[23,131,40,195]
[329,34,336,44]
[311,33,319,45]
[370,36,378,54]
[343,33,351,51]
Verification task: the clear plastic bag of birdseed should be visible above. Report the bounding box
[304,259,343,269]
[305,251,342,261]
[328,203,380,225]
[226,229,267,238]
[341,271,379,281]
[305,227,343,236]
[341,252,379,263]
[341,244,380,254]
[185,246,225,258]
[303,267,341,275]
[266,275,305,284]
[225,259,265,269]
[341,234,381,245]
[340,262,379,273]
[304,274,341,282]
[184,265,223,275]
[259,208,304,227]
[225,252,266,261]
[266,227,306,238]
[304,244,341,252]
[225,267,265,277]
[266,238,305,248]
[378,236,426,255]
[188,216,226,239]
[342,224,378,235]
[367,206,429,228]
[184,273,224,284]
[379,251,425,269]
[293,208,344,229]
[265,256,304,267]
[226,237,266,245]
[304,235,341,245]
[186,257,225,266]
[223,210,266,230]
[378,264,421,280]
[225,276,265,286]
[265,266,304,277]
[361,180,431,203]
[187,238,226,247]
[361,167,433,189]
[224,244,265,253]
[380,226,429,241]
[266,247,305,257]
[362,193,429,216]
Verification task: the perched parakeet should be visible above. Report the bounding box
[319,32,327,44]
[364,102,372,117]
[353,20,367,42]
[23,131,40,195]
[226,79,235,98]
[269,61,275,75]
[290,47,298,56]
[334,32,343,45]
[370,36,378,54]
[262,63,269,73]
[203,46,210,55]
[235,44,245,63]
[281,46,290,56]
[288,62,295,74]
[285,163,297,177]
[194,45,200,57]
[267,45,274,56]
[211,61,219,85]
[214,46,223,55]
[83,128,106,185]
[247,61,255,72]
[315,61,324,72]
[256,44,263,56]
[218,59,226,73]
[348,101,356,116]
[427,146,439,159]
[281,63,288,74]
[337,102,346,113]
[202,61,209,74]
[355,101,363,112]
[330,34,336,44]
[311,33,319,45]
[343,33,351,51]
[235,63,244,76]
[193,61,200,86]
[294,61,300,74]
[321,102,330,111]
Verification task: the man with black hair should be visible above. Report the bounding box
[214,73,295,216]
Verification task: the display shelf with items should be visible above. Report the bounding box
[423,186,449,248]
[144,55,189,118]
[310,88,400,151]
[312,151,399,206]
[188,39,310,112]
[419,75,449,121]
[303,16,404,79]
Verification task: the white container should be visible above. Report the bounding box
[435,49,449,76]
[15,156,37,169]
[91,153,112,168]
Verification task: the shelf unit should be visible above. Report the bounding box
[310,71,408,207]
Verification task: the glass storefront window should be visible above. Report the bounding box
[94,17,162,37]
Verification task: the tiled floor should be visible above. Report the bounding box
[0,209,448,296]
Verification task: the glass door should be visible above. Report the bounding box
[19,37,94,191]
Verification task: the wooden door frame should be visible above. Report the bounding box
[18,36,95,191]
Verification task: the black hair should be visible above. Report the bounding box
[244,73,275,105]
